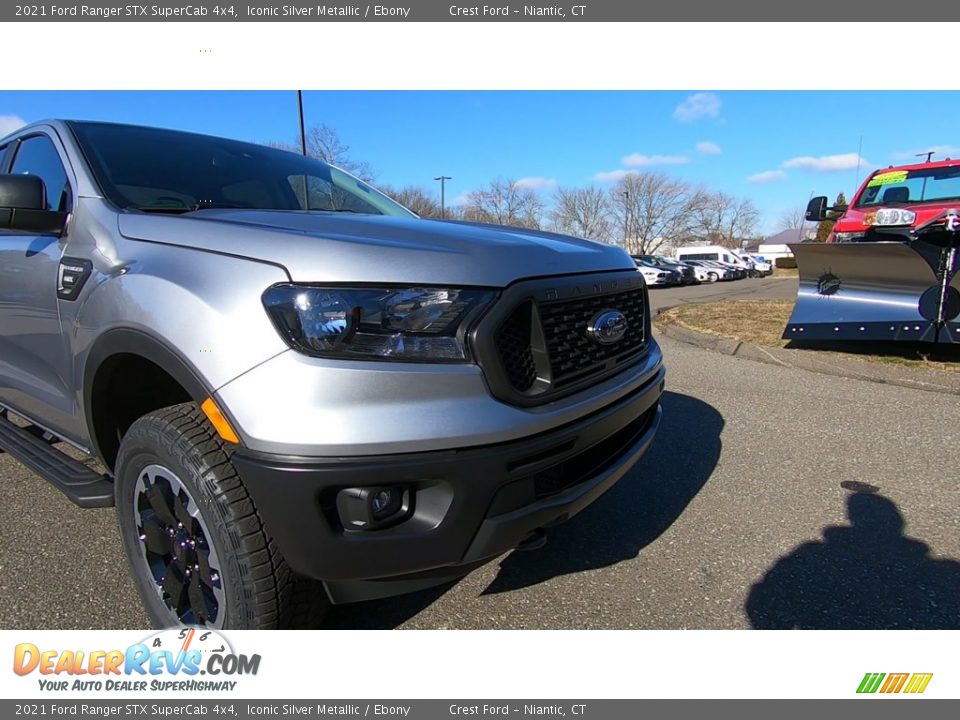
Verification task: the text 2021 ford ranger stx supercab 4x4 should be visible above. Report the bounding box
[0,120,664,629]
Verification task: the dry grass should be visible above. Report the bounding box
[655,299,960,374]
[772,267,798,278]
[656,299,794,346]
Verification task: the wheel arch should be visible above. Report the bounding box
[83,329,219,471]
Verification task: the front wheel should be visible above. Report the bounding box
[707,271,719,282]
[114,402,328,629]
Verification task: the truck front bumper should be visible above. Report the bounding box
[231,363,664,604]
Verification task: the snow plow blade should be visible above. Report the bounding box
[783,242,960,344]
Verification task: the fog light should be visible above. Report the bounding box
[336,486,410,531]
[372,488,403,518]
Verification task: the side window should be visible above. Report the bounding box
[10,135,70,212]
[0,144,8,171]
[287,174,382,214]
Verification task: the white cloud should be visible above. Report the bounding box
[621,153,689,167]
[592,169,640,183]
[747,170,789,184]
[514,176,557,190]
[0,115,26,137]
[449,192,471,207]
[696,141,722,155]
[893,144,960,160]
[673,93,721,123]
[781,153,867,172]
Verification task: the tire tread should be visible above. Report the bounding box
[116,402,327,629]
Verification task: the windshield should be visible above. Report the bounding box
[856,166,960,208]
[68,121,415,217]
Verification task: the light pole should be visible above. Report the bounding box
[297,90,307,157]
[434,175,452,219]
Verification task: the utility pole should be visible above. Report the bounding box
[434,175,452,219]
[917,151,935,163]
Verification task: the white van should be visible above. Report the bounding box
[675,245,755,276]
[742,253,773,276]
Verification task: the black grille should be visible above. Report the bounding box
[493,302,537,392]
[531,404,657,499]
[484,275,649,401]
[538,288,646,388]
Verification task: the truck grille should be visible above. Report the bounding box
[539,289,646,387]
[491,284,647,396]
[493,303,537,392]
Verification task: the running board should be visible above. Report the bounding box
[0,411,114,508]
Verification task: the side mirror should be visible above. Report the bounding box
[805,196,828,222]
[0,174,67,234]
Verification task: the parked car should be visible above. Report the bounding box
[683,259,735,282]
[675,245,754,277]
[634,258,679,286]
[715,261,747,280]
[0,120,666,628]
[633,255,698,285]
[679,260,717,283]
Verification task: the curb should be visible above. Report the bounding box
[657,321,960,397]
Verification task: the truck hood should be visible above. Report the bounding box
[117,210,633,286]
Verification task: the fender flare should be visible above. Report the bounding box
[82,328,218,464]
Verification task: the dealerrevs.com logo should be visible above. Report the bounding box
[13,628,260,692]
[857,673,933,695]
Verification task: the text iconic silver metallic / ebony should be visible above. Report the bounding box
[0,120,664,628]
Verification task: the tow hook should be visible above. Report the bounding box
[515,528,547,552]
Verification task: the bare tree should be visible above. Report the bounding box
[268,123,376,182]
[549,185,613,242]
[378,185,442,218]
[724,197,760,247]
[462,178,544,229]
[777,206,808,233]
[610,173,706,255]
[693,191,760,248]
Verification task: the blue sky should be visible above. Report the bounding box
[3,90,960,234]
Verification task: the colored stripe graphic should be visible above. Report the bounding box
[904,673,933,694]
[857,672,932,694]
[857,673,885,693]
[880,673,909,693]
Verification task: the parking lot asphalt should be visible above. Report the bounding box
[2,276,958,629]
[645,275,797,315]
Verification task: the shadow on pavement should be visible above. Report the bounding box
[746,491,960,629]
[325,391,722,628]
[481,390,722,595]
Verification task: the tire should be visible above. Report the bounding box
[115,402,328,629]
[707,271,719,283]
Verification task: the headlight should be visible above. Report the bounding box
[867,208,917,227]
[262,284,496,362]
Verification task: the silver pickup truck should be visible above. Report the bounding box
[0,120,665,629]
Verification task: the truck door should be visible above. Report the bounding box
[0,131,75,436]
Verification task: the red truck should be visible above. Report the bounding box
[824,158,960,243]
[785,158,960,343]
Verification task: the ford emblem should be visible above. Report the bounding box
[586,309,628,345]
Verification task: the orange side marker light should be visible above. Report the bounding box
[201,397,240,444]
